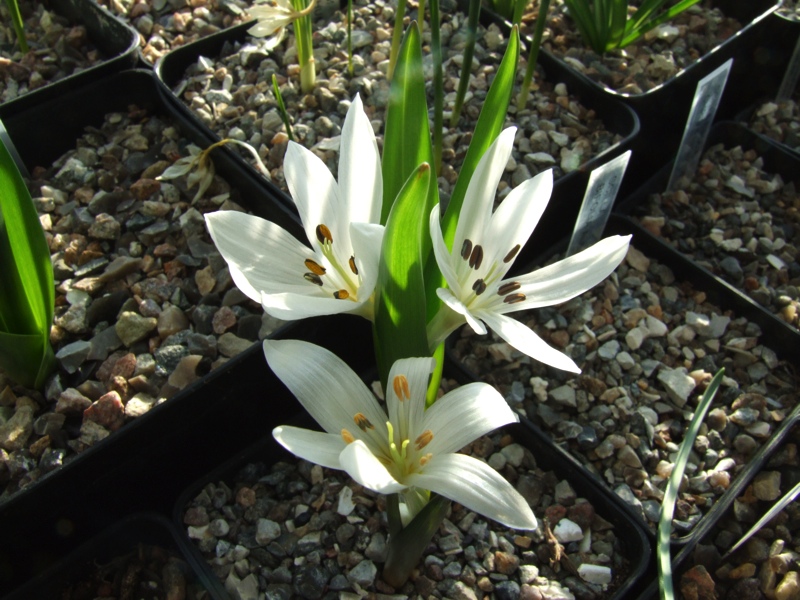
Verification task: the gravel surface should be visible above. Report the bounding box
[451,242,799,536]
[630,141,800,332]
[182,410,634,600]
[748,99,800,154]
[0,106,284,498]
[679,421,800,600]
[0,0,104,103]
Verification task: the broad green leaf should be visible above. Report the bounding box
[373,163,432,386]
[657,368,725,600]
[440,27,519,248]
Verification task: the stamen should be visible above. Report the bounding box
[400,439,409,459]
[349,256,358,275]
[393,374,411,401]
[316,224,333,244]
[415,430,434,450]
[341,429,355,444]
[334,290,350,300]
[503,293,527,304]
[354,413,374,431]
[497,281,521,295]
[419,453,433,466]
[304,259,326,275]
[472,279,487,295]
[469,245,484,270]
[460,239,473,260]
[503,244,521,263]
[304,273,323,286]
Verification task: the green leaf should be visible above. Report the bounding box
[0,137,55,388]
[373,163,433,386]
[0,330,54,389]
[657,368,725,600]
[3,0,28,53]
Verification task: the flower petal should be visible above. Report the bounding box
[479,311,581,373]
[436,288,487,335]
[407,453,537,530]
[261,291,369,320]
[386,356,435,445]
[349,222,385,306]
[420,382,518,456]
[339,95,382,226]
[263,340,388,438]
[205,210,317,302]
[273,426,344,470]
[339,440,407,494]
[429,205,461,294]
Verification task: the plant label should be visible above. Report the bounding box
[777,36,800,102]
[567,150,631,257]
[667,58,732,192]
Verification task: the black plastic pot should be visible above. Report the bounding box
[0,0,139,111]
[152,14,639,257]
[503,0,782,195]
[3,512,215,599]
[614,121,800,360]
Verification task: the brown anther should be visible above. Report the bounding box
[497,281,521,295]
[333,289,350,300]
[472,279,487,295]
[304,258,326,275]
[393,374,411,401]
[349,256,358,275]
[304,273,323,286]
[354,413,374,431]
[468,244,484,270]
[460,239,473,260]
[503,293,527,304]
[316,224,333,244]
[414,429,434,450]
[419,453,433,467]
[341,429,355,444]
[503,244,521,263]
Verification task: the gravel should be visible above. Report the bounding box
[748,99,800,154]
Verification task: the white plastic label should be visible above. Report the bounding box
[667,58,732,192]
[567,150,631,257]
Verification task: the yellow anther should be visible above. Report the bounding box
[393,374,411,401]
[503,293,526,304]
[354,413,374,431]
[419,453,433,466]
[341,429,355,444]
[334,289,350,300]
[349,256,358,275]
[414,429,434,450]
[304,258,326,275]
[316,224,333,244]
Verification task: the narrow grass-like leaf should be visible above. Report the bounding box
[0,137,55,388]
[721,480,800,560]
[4,0,28,53]
[430,0,443,173]
[657,368,725,600]
[517,0,550,109]
[387,0,409,80]
[373,163,432,387]
[272,74,295,142]
[450,0,480,127]
[620,0,701,48]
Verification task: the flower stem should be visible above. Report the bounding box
[292,0,316,93]
[517,0,550,110]
[387,0,408,81]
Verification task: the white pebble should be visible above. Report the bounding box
[578,564,612,585]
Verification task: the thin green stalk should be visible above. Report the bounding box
[387,0,409,80]
[292,0,316,92]
[511,0,526,25]
[4,0,28,54]
[450,0,480,127]
[272,74,295,141]
[347,0,353,75]
[517,0,550,109]
[430,0,443,174]
[418,0,426,29]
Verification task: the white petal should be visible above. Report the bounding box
[261,291,368,320]
[420,382,518,456]
[273,426,344,470]
[205,211,316,302]
[284,141,348,255]
[436,288,487,335]
[429,205,461,294]
[502,235,632,311]
[349,222,385,302]
[407,453,537,530]
[263,340,388,436]
[158,161,194,179]
[453,128,516,260]
[339,95,382,225]
[339,440,407,494]
[479,311,581,373]
[386,357,435,445]
[485,169,552,270]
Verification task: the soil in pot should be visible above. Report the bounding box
[450,241,799,538]
[181,399,636,600]
[747,97,800,155]
[679,421,800,600]
[524,0,745,94]
[0,104,284,498]
[629,141,800,333]
[0,0,105,103]
[167,0,623,203]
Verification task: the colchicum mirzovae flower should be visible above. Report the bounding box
[428,127,632,373]
[205,95,384,320]
[265,339,537,530]
[247,0,316,49]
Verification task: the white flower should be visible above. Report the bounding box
[205,95,384,320]
[248,0,314,49]
[265,339,537,530]
[428,128,631,373]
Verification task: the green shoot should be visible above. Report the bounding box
[517,0,550,109]
[4,0,28,54]
[272,74,295,142]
